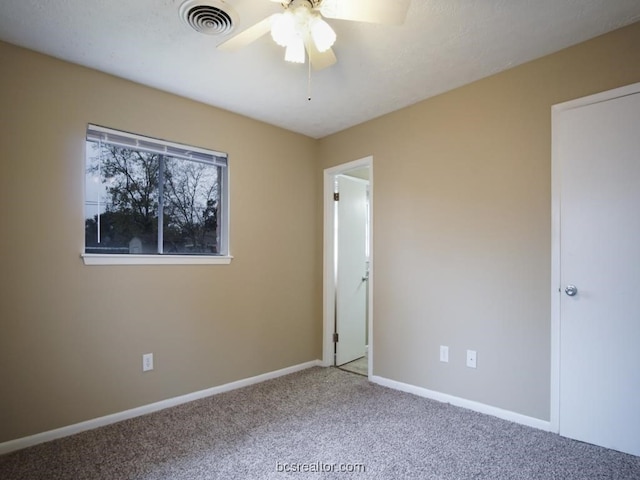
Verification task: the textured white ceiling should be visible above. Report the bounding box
[1,0,639,138]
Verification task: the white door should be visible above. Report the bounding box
[335,175,368,366]
[556,87,640,456]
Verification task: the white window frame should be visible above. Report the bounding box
[82,125,232,265]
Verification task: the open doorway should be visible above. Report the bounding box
[323,157,372,377]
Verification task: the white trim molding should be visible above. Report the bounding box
[371,375,552,432]
[82,254,233,265]
[0,360,321,455]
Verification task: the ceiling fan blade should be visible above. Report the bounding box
[302,32,337,70]
[320,0,411,25]
[217,15,275,52]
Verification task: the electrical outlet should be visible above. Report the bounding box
[466,350,477,368]
[439,345,449,363]
[142,353,154,372]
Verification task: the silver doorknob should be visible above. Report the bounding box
[565,285,578,296]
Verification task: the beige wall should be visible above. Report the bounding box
[319,22,640,421]
[0,42,321,443]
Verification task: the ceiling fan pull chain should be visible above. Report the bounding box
[307,57,312,101]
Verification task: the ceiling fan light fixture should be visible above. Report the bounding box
[310,16,336,52]
[318,0,339,18]
[284,35,306,63]
[271,11,296,47]
[270,0,336,63]
[218,0,411,71]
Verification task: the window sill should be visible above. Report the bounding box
[81,254,233,266]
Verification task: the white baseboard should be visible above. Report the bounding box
[0,359,322,455]
[370,375,551,432]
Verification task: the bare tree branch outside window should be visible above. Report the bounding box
[85,142,220,254]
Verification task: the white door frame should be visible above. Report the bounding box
[550,81,640,433]
[323,156,373,376]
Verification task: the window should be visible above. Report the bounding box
[83,125,230,265]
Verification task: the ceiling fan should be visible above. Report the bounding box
[217,0,411,70]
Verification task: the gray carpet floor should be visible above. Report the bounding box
[1,367,639,479]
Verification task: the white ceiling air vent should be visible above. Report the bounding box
[179,0,238,36]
